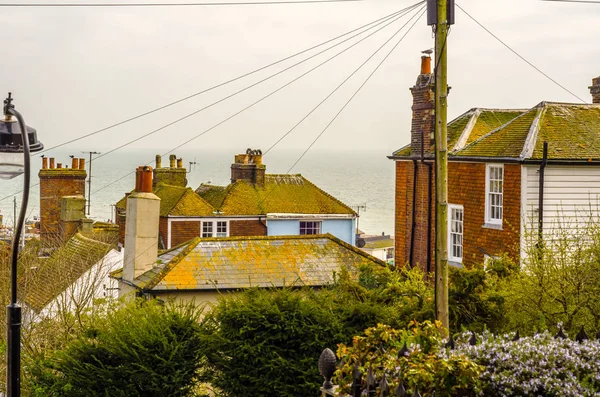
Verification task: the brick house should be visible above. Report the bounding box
[390,56,600,270]
[116,151,357,249]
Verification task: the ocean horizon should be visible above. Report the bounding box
[0,148,396,237]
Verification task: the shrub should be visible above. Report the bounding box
[28,299,205,397]
[334,321,482,397]
[455,330,600,396]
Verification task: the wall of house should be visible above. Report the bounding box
[523,165,600,243]
[266,218,355,245]
[170,220,201,247]
[395,160,521,270]
[229,219,267,236]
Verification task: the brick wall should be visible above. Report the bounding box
[590,76,600,104]
[230,219,267,236]
[410,74,435,157]
[117,210,126,246]
[394,160,521,270]
[170,220,200,247]
[159,217,169,249]
[39,168,87,246]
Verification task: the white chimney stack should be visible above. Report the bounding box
[120,166,160,297]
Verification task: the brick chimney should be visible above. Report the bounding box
[231,149,265,187]
[39,156,87,247]
[590,76,600,104]
[121,166,160,296]
[153,154,187,187]
[410,54,435,157]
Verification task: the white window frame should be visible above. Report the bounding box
[201,220,229,238]
[299,221,321,235]
[448,204,464,264]
[485,164,504,226]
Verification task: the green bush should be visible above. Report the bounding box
[28,299,205,397]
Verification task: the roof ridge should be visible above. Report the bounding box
[454,105,540,155]
[520,105,546,159]
[322,233,387,266]
[144,237,202,290]
[453,109,480,152]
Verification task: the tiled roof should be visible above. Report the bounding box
[196,175,356,216]
[116,183,215,217]
[113,234,385,291]
[23,233,112,312]
[392,103,600,161]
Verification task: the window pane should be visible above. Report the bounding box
[449,206,463,262]
[202,222,213,238]
[216,221,227,237]
[300,221,321,235]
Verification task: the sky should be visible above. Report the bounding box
[0,0,598,157]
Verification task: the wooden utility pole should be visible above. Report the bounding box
[433,0,450,331]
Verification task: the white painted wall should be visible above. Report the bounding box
[523,165,600,239]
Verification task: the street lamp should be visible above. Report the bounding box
[1,92,44,397]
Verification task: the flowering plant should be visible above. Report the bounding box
[454,330,600,397]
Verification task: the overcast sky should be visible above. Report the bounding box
[0,0,598,157]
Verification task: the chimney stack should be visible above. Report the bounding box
[231,148,266,186]
[410,53,435,158]
[121,166,160,296]
[590,76,600,104]
[39,157,87,247]
[153,153,187,187]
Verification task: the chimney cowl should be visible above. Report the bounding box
[420,55,432,75]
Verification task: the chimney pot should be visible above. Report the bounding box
[177,158,183,168]
[79,158,85,170]
[57,163,62,169]
[135,166,143,191]
[421,55,432,75]
[71,157,79,169]
[42,157,48,169]
[49,158,55,169]
[156,154,162,169]
[169,154,176,168]
[140,166,153,193]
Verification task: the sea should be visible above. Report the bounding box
[0,148,395,236]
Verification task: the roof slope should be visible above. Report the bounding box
[117,183,215,217]
[113,234,384,291]
[23,233,112,312]
[196,174,356,216]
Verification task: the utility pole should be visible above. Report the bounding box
[429,0,453,332]
[82,151,100,216]
[351,204,367,238]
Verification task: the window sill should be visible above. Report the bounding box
[482,222,503,231]
[448,260,463,268]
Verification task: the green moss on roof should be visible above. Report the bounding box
[120,234,384,291]
[532,104,600,159]
[116,183,215,217]
[197,175,356,216]
[23,233,112,312]
[456,108,539,158]
[446,110,476,149]
[467,110,525,145]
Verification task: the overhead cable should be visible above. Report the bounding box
[0,0,362,7]
[457,3,588,103]
[38,6,412,155]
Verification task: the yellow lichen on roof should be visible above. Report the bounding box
[133,234,385,291]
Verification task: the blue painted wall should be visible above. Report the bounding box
[266,218,355,245]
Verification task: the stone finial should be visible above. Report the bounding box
[318,348,336,390]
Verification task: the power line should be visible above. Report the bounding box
[541,0,600,3]
[259,7,426,207]
[91,3,422,163]
[37,7,406,155]
[0,0,361,7]
[264,4,425,154]
[92,3,424,195]
[456,3,588,104]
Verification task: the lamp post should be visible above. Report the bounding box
[1,93,44,397]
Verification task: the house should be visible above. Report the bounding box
[111,166,384,302]
[116,151,358,248]
[357,233,394,264]
[390,54,600,269]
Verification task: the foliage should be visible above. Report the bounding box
[27,298,205,397]
[455,330,600,396]
[334,322,482,397]
[199,288,347,397]
[503,219,600,334]
[449,255,517,334]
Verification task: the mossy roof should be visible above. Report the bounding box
[23,233,112,313]
[112,234,385,291]
[455,103,600,159]
[392,103,600,161]
[116,183,215,217]
[196,175,356,216]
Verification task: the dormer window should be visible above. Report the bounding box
[485,164,504,226]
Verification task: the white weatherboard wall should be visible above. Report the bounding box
[524,165,600,238]
[266,218,355,245]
